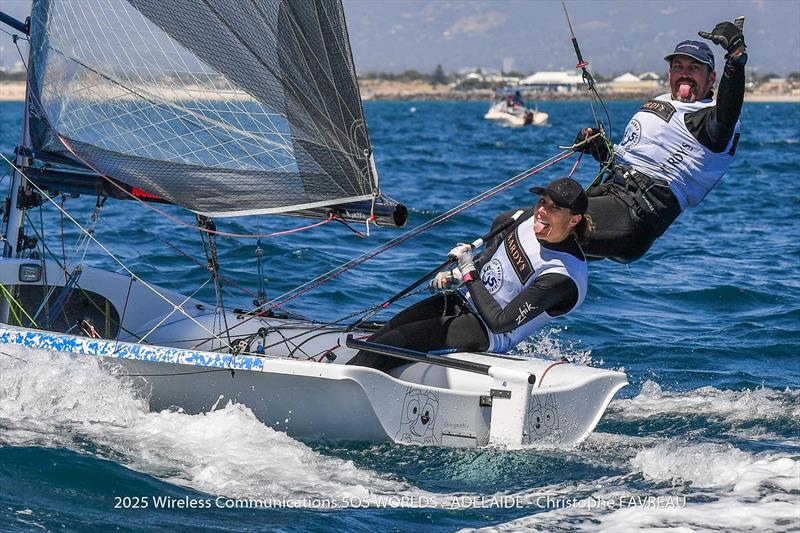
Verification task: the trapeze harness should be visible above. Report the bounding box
[461,213,588,353]
[586,93,740,261]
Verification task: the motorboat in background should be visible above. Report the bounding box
[484,93,548,127]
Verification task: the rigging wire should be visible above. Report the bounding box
[37,198,50,321]
[560,0,615,191]
[0,152,236,352]
[0,280,38,326]
[19,205,140,339]
[254,239,266,308]
[41,188,203,342]
[136,277,214,346]
[197,215,232,347]
[112,276,135,351]
[206,149,577,341]
[560,0,612,137]
[161,240,305,320]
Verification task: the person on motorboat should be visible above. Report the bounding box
[348,177,590,372]
[510,90,525,108]
[573,20,746,263]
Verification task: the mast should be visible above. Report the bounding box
[0,12,31,323]
[5,85,32,260]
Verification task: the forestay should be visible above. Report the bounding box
[27,0,378,217]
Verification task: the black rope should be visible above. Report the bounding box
[332,217,366,238]
[197,215,232,348]
[116,367,233,378]
[113,276,136,349]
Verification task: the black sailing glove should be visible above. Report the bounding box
[698,21,746,58]
[573,127,610,163]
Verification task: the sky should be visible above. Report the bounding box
[1,0,798,76]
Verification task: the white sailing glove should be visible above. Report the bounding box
[429,267,463,292]
[448,243,476,276]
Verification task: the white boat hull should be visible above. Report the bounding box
[0,259,626,447]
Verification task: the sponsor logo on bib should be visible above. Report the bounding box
[504,229,533,284]
[480,259,503,294]
[619,119,641,149]
[640,99,676,122]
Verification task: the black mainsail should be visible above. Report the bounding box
[25,0,391,219]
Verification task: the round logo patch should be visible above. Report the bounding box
[480,259,503,294]
[619,119,641,149]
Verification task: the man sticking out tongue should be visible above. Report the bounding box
[572,19,747,263]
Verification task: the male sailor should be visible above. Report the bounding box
[574,20,746,263]
[348,178,590,372]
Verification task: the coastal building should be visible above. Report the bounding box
[518,71,582,92]
[606,72,662,93]
[453,67,519,89]
[639,72,662,82]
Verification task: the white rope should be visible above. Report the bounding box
[137,278,212,345]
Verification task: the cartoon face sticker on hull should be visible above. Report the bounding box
[526,393,561,444]
[395,388,440,445]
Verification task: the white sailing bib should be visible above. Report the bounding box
[463,216,587,353]
[614,93,740,209]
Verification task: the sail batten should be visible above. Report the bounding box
[27,0,379,217]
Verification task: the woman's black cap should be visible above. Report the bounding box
[530,177,588,214]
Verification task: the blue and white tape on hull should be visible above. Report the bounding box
[0,326,264,371]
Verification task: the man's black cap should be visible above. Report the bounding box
[664,40,715,70]
[530,177,588,215]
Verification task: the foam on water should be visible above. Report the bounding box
[0,346,410,500]
[467,442,799,533]
[610,380,800,425]
[486,497,800,533]
[632,441,799,494]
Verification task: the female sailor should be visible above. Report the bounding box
[348,177,591,372]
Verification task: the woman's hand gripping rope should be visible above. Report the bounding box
[428,242,474,293]
[429,267,463,292]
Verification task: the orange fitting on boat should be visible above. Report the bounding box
[538,358,569,387]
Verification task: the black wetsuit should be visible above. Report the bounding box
[584,55,745,263]
[347,209,584,372]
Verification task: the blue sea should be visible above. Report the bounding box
[1,100,798,532]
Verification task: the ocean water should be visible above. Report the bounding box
[0,100,798,532]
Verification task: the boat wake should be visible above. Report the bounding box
[469,440,799,533]
[608,380,800,442]
[465,383,799,532]
[0,346,410,500]
[2,345,796,531]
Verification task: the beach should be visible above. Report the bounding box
[2,80,797,103]
[0,82,25,101]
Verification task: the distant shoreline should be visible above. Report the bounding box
[2,80,797,103]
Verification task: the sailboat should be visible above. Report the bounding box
[0,0,625,448]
